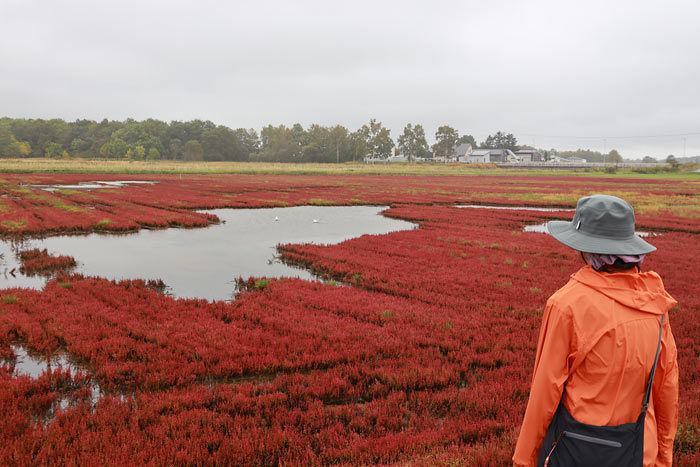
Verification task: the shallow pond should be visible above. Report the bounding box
[1,206,415,301]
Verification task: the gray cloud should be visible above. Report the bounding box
[2,0,699,157]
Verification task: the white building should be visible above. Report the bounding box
[434,143,473,162]
[463,148,518,163]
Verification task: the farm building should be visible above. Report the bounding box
[515,149,546,162]
[453,143,473,162]
[463,148,518,163]
[433,143,473,163]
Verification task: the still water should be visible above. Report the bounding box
[0,206,415,301]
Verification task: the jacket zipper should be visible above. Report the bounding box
[563,431,622,447]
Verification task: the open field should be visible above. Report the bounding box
[0,173,699,465]
[0,157,697,178]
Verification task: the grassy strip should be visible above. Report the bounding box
[0,158,697,178]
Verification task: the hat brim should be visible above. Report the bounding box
[546,220,657,255]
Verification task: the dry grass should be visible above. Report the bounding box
[0,158,498,175]
[0,158,697,179]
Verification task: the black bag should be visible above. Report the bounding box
[537,315,664,467]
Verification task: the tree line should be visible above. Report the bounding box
[0,117,521,162]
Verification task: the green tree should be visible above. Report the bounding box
[291,123,309,154]
[125,145,146,160]
[183,140,204,161]
[201,126,243,161]
[0,122,13,156]
[350,127,370,161]
[255,125,299,161]
[168,139,183,159]
[361,119,393,159]
[329,125,349,163]
[109,137,129,158]
[234,128,260,158]
[432,125,459,159]
[99,142,114,158]
[6,137,32,157]
[397,124,414,160]
[483,131,519,151]
[607,149,623,163]
[457,134,476,147]
[641,156,657,163]
[398,123,429,161]
[44,141,63,158]
[666,155,679,169]
[70,138,88,154]
[147,148,161,160]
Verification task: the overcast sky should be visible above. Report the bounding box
[2,0,700,158]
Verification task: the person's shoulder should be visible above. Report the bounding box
[546,271,605,319]
[547,273,592,306]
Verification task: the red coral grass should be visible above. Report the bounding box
[0,174,699,464]
[19,249,76,276]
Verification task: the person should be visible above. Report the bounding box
[512,194,678,466]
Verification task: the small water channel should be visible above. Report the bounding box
[1,344,106,418]
[22,180,157,192]
[0,206,415,301]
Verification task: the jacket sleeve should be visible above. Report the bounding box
[652,314,679,467]
[513,298,577,467]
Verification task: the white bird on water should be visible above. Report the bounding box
[274,216,279,221]
[313,219,320,223]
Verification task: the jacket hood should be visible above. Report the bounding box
[570,265,677,315]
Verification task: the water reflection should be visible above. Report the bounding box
[23,180,157,192]
[1,206,415,301]
[9,344,78,379]
[2,344,106,417]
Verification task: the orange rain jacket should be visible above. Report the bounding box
[513,265,678,467]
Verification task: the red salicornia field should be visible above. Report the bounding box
[0,173,699,465]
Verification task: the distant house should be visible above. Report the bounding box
[434,143,472,162]
[464,148,518,163]
[453,143,473,162]
[466,150,492,163]
[515,149,546,162]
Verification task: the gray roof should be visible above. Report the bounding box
[471,150,491,156]
[453,143,472,156]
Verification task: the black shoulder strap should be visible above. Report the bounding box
[641,314,665,414]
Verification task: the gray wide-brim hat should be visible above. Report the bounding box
[547,194,656,255]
